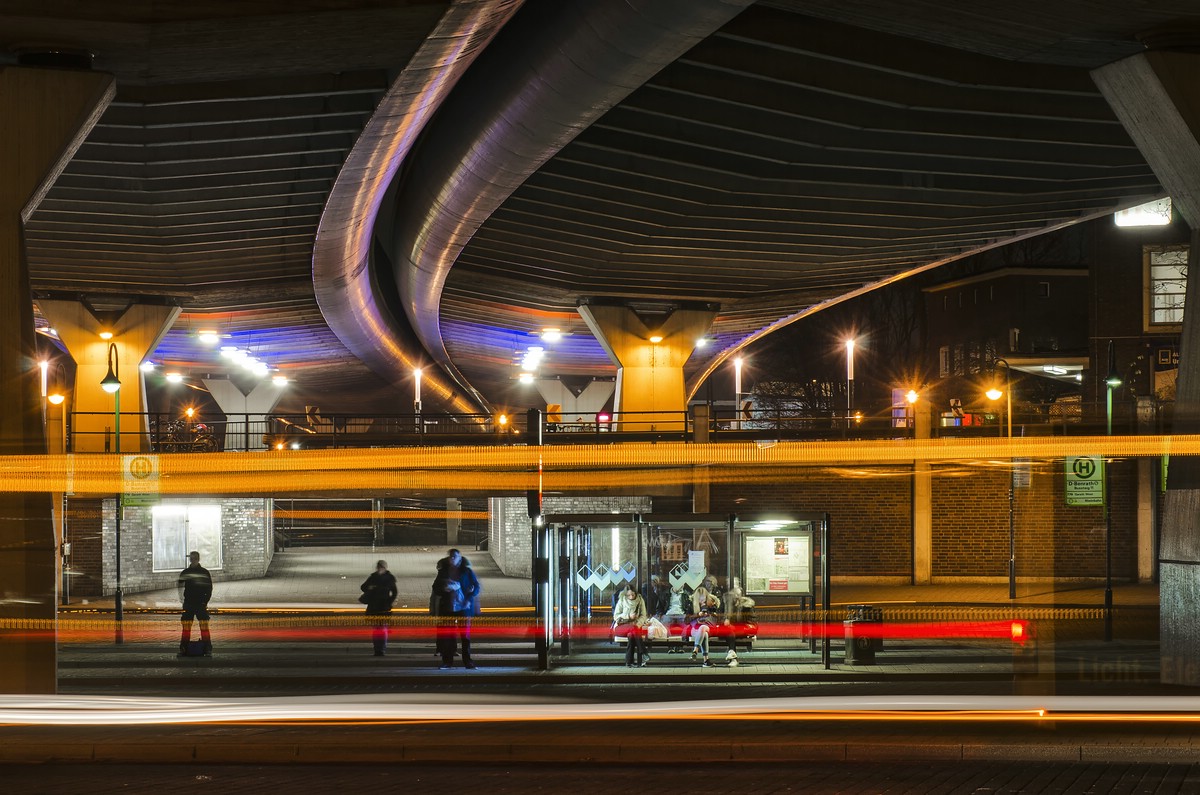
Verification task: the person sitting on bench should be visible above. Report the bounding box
[689,585,720,667]
[612,584,650,668]
[721,578,755,667]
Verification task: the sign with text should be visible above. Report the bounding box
[1065,455,1104,506]
[742,531,813,596]
[122,454,160,494]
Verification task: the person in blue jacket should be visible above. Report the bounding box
[431,548,482,669]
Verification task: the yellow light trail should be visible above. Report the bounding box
[0,434,1187,494]
[273,510,489,520]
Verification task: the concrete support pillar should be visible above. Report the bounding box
[446,497,462,546]
[534,379,615,423]
[47,401,67,606]
[36,299,180,453]
[1137,458,1156,584]
[691,404,711,513]
[203,378,286,451]
[0,65,114,694]
[372,498,385,546]
[912,404,932,585]
[577,302,716,430]
[1095,49,1200,685]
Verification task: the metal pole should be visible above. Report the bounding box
[1005,361,1015,600]
[414,367,423,433]
[1105,378,1114,641]
[733,358,742,430]
[845,340,855,432]
[821,513,830,670]
[114,383,124,644]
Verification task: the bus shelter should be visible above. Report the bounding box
[534,512,830,670]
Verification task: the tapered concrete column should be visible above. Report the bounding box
[912,404,932,585]
[1095,49,1200,685]
[692,404,711,512]
[0,65,114,694]
[372,498,385,546]
[203,378,286,451]
[446,497,462,545]
[577,302,716,430]
[36,300,180,453]
[535,379,615,422]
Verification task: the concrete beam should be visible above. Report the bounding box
[1095,51,1200,685]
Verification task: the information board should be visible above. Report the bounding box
[743,531,812,595]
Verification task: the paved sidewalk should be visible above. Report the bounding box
[26,547,1179,766]
[67,545,1162,611]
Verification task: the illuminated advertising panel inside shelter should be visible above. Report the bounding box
[743,531,812,596]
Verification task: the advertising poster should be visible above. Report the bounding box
[744,532,812,595]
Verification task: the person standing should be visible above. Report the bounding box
[431,548,481,669]
[177,551,213,656]
[360,559,398,656]
[643,574,670,618]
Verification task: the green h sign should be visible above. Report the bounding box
[1065,455,1104,506]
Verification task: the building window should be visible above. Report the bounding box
[1147,246,1188,328]
[1037,282,1050,297]
[938,346,950,377]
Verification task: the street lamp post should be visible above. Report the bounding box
[984,360,1012,598]
[47,363,69,605]
[845,339,856,431]
[1104,340,1121,642]
[100,342,123,644]
[413,367,423,433]
[733,357,743,430]
[904,388,919,436]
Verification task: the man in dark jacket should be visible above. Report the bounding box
[177,551,214,656]
[432,548,481,669]
[360,559,399,656]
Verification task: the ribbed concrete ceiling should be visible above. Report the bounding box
[10,1,451,407]
[6,1,1197,414]
[439,2,1174,410]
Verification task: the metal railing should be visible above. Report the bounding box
[61,400,1160,453]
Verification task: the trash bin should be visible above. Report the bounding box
[844,604,883,665]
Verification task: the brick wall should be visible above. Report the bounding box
[490,495,652,577]
[711,466,912,578]
[94,497,273,596]
[711,459,1138,583]
[65,498,103,597]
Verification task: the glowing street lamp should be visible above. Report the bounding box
[845,339,856,427]
[413,367,423,433]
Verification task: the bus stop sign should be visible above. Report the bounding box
[1065,455,1104,506]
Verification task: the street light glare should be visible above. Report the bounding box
[986,388,1003,401]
